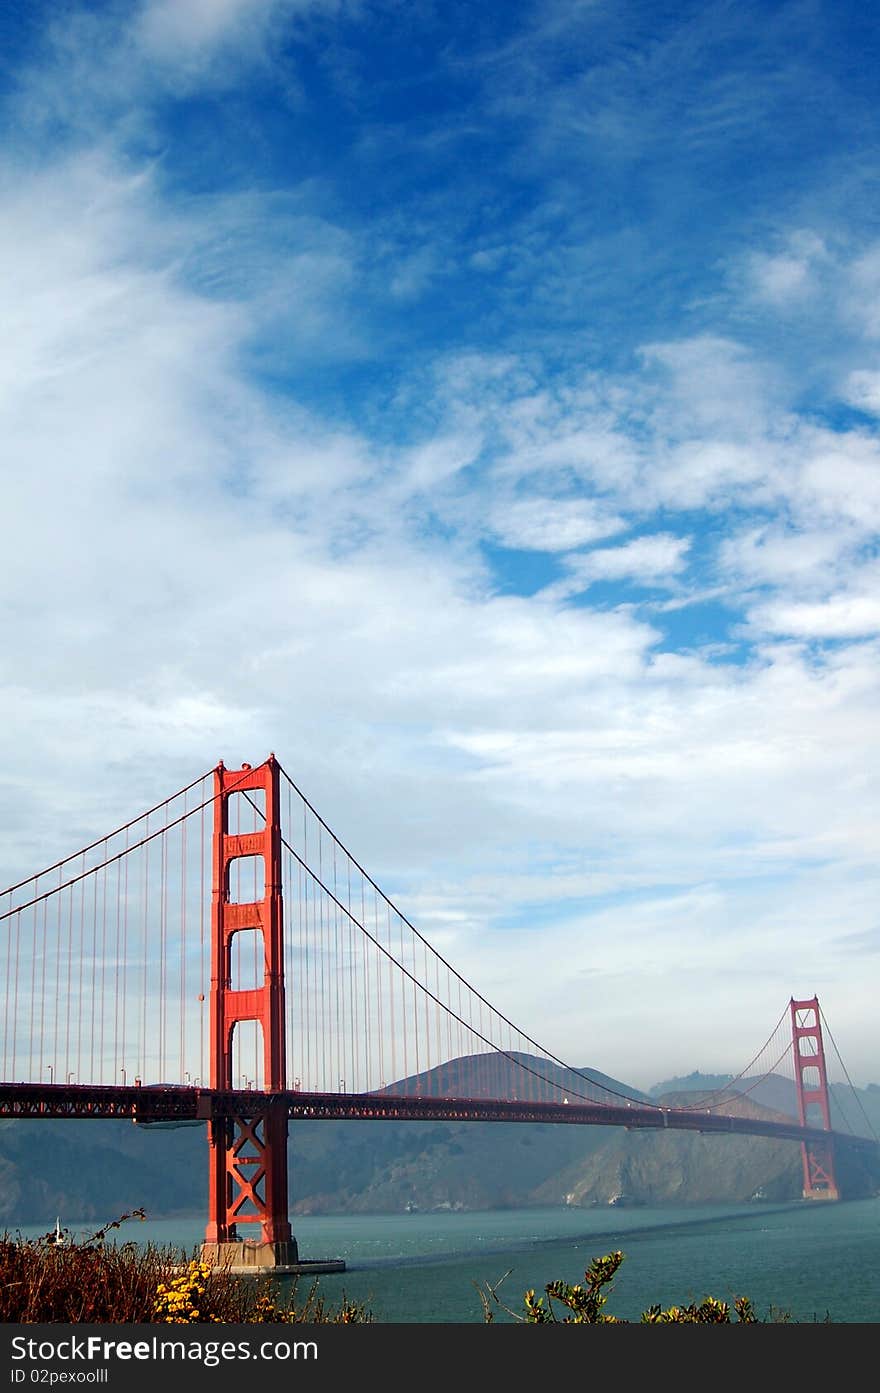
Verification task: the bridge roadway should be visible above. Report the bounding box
[0,1082,876,1153]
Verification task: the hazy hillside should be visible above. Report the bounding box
[544,1087,807,1207]
[387,1051,651,1105]
[653,1073,880,1137]
[0,1058,876,1225]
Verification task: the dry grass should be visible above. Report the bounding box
[0,1213,370,1324]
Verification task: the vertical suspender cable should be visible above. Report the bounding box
[10,910,20,1079]
[435,953,442,1085]
[398,902,408,1085]
[387,903,395,1091]
[332,842,340,1091]
[424,939,431,1080]
[0,892,8,1078]
[28,898,38,1084]
[75,854,85,1080]
[445,964,452,1080]
[318,823,326,1091]
[199,788,206,1087]
[361,878,369,1090]
[3,906,15,1077]
[303,806,312,1090]
[296,851,304,1089]
[141,818,150,1080]
[113,853,121,1081]
[180,790,187,1084]
[411,918,419,1085]
[39,897,48,1081]
[121,828,129,1083]
[99,859,107,1084]
[374,881,384,1089]
[456,976,463,1090]
[64,869,74,1076]
[88,865,97,1082]
[159,803,168,1081]
[347,851,354,1092]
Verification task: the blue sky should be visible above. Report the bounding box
[1,0,879,1088]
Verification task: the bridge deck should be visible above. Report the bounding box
[0,1082,874,1151]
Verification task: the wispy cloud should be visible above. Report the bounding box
[836,926,880,956]
[487,496,626,552]
[1,1,879,1085]
[540,534,690,602]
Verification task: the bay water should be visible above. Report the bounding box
[20,1200,880,1323]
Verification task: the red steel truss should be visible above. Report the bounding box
[204,757,295,1258]
[790,995,840,1201]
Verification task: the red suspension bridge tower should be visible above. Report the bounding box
[202,756,299,1271]
[790,996,840,1201]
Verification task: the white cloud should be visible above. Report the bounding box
[752,254,811,302]
[136,0,283,56]
[718,525,857,591]
[388,248,440,301]
[746,231,828,306]
[487,496,625,552]
[540,533,690,601]
[576,533,690,582]
[649,438,783,510]
[639,335,780,438]
[10,0,347,142]
[751,595,880,639]
[844,368,880,416]
[846,244,880,340]
[134,0,346,88]
[498,420,642,493]
[398,431,483,493]
[797,429,880,531]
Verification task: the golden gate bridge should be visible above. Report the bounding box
[0,756,877,1272]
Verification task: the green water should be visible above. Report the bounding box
[21,1200,880,1323]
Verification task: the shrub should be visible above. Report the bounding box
[0,1214,370,1324]
[478,1250,790,1323]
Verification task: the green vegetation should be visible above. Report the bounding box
[478,1249,799,1323]
[0,1214,370,1324]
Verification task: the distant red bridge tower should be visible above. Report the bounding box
[202,755,298,1271]
[790,996,840,1201]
